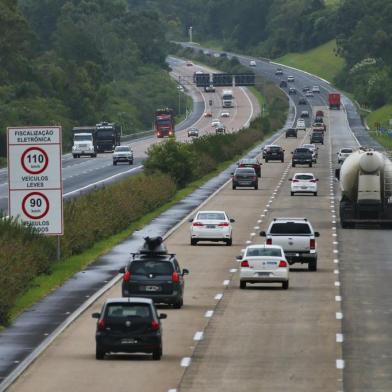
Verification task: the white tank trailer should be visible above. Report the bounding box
[339,149,392,227]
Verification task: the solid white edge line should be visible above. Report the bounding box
[204,310,214,318]
[240,87,255,128]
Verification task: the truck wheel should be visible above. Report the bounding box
[308,259,317,271]
[314,192,317,196]
[91,154,96,158]
[240,281,246,289]
[254,184,258,190]
[291,192,294,196]
[309,163,312,167]
[292,163,296,167]
[282,281,289,290]
[281,159,284,163]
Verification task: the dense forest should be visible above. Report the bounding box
[139,0,392,109]
[0,0,182,152]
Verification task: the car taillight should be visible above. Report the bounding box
[123,271,131,282]
[266,238,272,245]
[279,260,288,268]
[310,239,315,249]
[310,180,316,183]
[98,319,105,331]
[218,222,229,227]
[241,260,249,267]
[151,320,159,331]
[192,222,204,227]
[292,179,299,183]
[172,272,180,283]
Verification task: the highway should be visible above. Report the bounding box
[0,57,258,213]
[1,48,391,392]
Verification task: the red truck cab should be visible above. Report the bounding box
[155,108,175,138]
[329,93,341,110]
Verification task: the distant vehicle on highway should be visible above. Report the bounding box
[215,125,226,135]
[92,297,167,360]
[112,145,134,166]
[280,80,287,88]
[189,210,234,246]
[289,172,318,196]
[298,98,307,105]
[264,145,284,162]
[188,127,199,137]
[287,76,295,82]
[155,108,175,138]
[312,85,320,93]
[316,110,324,117]
[220,111,230,117]
[302,86,310,92]
[211,118,222,127]
[204,111,212,117]
[302,143,318,162]
[275,68,283,75]
[310,131,324,145]
[72,129,97,158]
[119,236,189,308]
[186,61,193,66]
[262,144,273,159]
[329,93,341,110]
[337,147,354,163]
[204,86,215,93]
[305,90,314,97]
[292,147,313,167]
[286,128,298,138]
[300,110,310,118]
[289,87,296,95]
[237,158,262,177]
[238,245,289,290]
[260,217,320,271]
[221,89,234,108]
[249,60,256,67]
[232,167,258,190]
[296,118,306,131]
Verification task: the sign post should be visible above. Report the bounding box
[7,126,63,242]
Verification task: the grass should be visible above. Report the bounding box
[365,104,392,150]
[249,87,267,116]
[275,40,345,83]
[9,132,272,321]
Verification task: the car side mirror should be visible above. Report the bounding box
[316,179,319,181]
[159,313,167,320]
[118,267,125,274]
[236,255,242,261]
[283,150,285,152]
[259,231,266,237]
[230,218,235,223]
[182,268,189,275]
[315,232,320,237]
[188,218,194,223]
[92,312,100,319]
[230,172,234,176]
[289,178,292,181]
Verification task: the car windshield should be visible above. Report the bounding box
[115,147,129,152]
[270,223,311,235]
[74,135,92,141]
[235,168,255,175]
[130,260,173,275]
[269,147,281,152]
[197,212,226,220]
[341,149,353,153]
[295,175,314,180]
[246,248,282,257]
[106,303,151,319]
[157,119,172,126]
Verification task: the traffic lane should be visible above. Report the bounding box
[9,131,300,392]
[179,117,341,392]
[329,109,392,390]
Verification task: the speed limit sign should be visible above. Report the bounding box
[8,126,63,235]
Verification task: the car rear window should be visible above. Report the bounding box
[269,147,281,152]
[106,303,152,319]
[115,147,129,152]
[197,212,226,220]
[295,148,311,153]
[270,223,311,235]
[235,168,255,175]
[341,149,353,153]
[130,260,173,275]
[246,248,282,257]
[295,175,314,180]
[240,159,257,165]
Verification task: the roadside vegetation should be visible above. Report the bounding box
[366,105,392,150]
[0,67,287,327]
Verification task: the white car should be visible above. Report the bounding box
[113,145,134,166]
[296,119,306,130]
[239,245,289,289]
[305,90,314,97]
[302,144,318,162]
[211,119,221,127]
[312,85,320,93]
[190,210,234,246]
[220,112,230,117]
[290,172,318,196]
[287,76,295,82]
[249,60,256,67]
[337,147,354,163]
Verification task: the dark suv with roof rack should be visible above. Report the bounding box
[264,145,284,162]
[119,237,189,308]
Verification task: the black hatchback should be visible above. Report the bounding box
[120,237,189,308]
[264,145,284,162]
[286,128,297,138]
[92,297,166,360]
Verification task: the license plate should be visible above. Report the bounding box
[206,225,216,229]
[301,186,308,189]
[145,285,160,292]
[121,338,137,344]
[257,272,271,276]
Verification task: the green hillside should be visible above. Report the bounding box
[275,40,345,83]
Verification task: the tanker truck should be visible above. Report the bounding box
[337,149,392,227]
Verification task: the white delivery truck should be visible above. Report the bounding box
[221,89,234,108]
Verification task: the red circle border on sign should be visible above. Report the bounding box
[21,146,49,175]
[22,192,50,220]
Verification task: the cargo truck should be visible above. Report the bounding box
[155,108,175,138]
[221,90,234,108]
[329,93,341,110]
[95,122,121,152]
[71,126,97,158]
[337,149,392,227]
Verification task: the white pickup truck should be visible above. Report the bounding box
[259,218,320,271]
